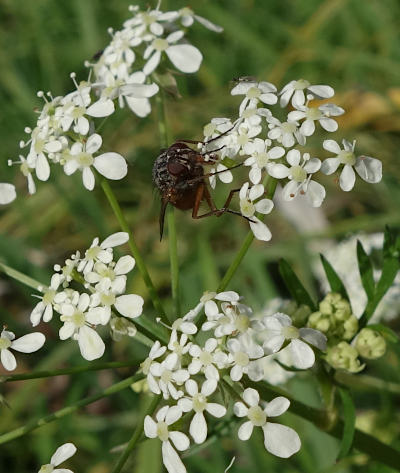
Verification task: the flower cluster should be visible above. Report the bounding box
[200,78,383,241]
[8,5,222,197]
[29,232,143,360]
[142,290,326,473]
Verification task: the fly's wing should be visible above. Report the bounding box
[159,198,169,241]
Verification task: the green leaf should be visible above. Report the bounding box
[278,259,316,311]
[320,254,349,300]
[360,227,400,326]
[357,240,375,300]
[367,323,400,343]
[337,387,356,460]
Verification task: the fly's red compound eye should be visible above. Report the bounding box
[168,161,187,176]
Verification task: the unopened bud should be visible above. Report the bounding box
[308,311,331,334]
[326,341,364,373]
[355,328,386,359]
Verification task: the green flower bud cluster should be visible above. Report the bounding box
[325,328,386,373]
[307,293,358,342]
[355,328,386,360]
[326,341,365,373]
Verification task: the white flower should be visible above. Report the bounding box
[59,293,105,361]
[148,352,189,399]
[64,133,127,190]
[178,379,226,444]
[279,79,334,108]
[267,117,306,148]
[178,7,223,32]
[288,103,344,136]
[0,183,16,205]
[239,182,274,241]
[141,340,167,375]
[257,312,326,369]
[202,297,253,337]
[226,333,264,381]
[168,331,191,359]
[242,138,285,184]
[77,232,129,274]
[144,406,189,473]
[143,31,202,75]
[231,80,277,115]
[234,388,301,458]
[38,442,76,473]
[8,155,36,194]
[267,150,326,207]
[321,139,382,191]
[188,338,228,380]
[30,273,63,326]
[0,329,45,371]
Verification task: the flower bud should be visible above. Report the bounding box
[343,315,359,340]
[355,328,386,359]
[308,311,331,333]
[326,341,364,373]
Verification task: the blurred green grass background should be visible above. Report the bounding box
[0,0,400,472]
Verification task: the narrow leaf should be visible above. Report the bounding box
[337,387,356,460]
[320,254,349,300]
[356,240,375,300]
[278,259,316,311]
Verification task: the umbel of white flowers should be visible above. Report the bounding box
[141,290,326,473]
[29,232,143,361]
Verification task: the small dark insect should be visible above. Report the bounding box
[152,136,248,240]
[92,49,105,61]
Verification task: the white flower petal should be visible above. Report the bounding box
[249,184,264,201]
[190,412,207,444]
[0,183,16,205]
[340,164,356,191]
[144,415,157,438]
[300,119,315,137]
[1,349,17,371]
[308,85,334,99]
[166,406,183,425]
[254,198,274,214]
[250,217,272,241]
[78,326,105,361]
[114,294,144,319]
[11,332,45,353]
[238,421,254,441]
[120,82,159,98]
[114,255,135,275]
[262,422,301,458]
[321,157,340,175]
[126,97,151,117]
[268,163,290,179]
[299,328,327,350]
[82,167,95,191]
[263,334,285,354]
[36,154,50,181]
[305,180,326,207]
[143,51,161,76]
[206,403,226,418]
[354,156,382,183]
[86,134,102,154]
[86,99,115,117]
[93,153,128,180]
[265,397,290,417]
[166,44,203,73]
[319,117,338,132]
[323,139,341,154]
[289,339,315,369]
[233,401,248,417]
[162,441,187,473]
[51,443,77,466]
[243,387,259,406]
[169,431,190,451]
[101,232,129,248]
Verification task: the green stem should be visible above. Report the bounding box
[0,261,45,291]
[155,87,180,320]
[100,178,168,324]
[217,178,277,292]
[1,360,139,383]
[111,394,160,473]
[0,373,143,445]
[244,379,400,471]
[167,207,180,318]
